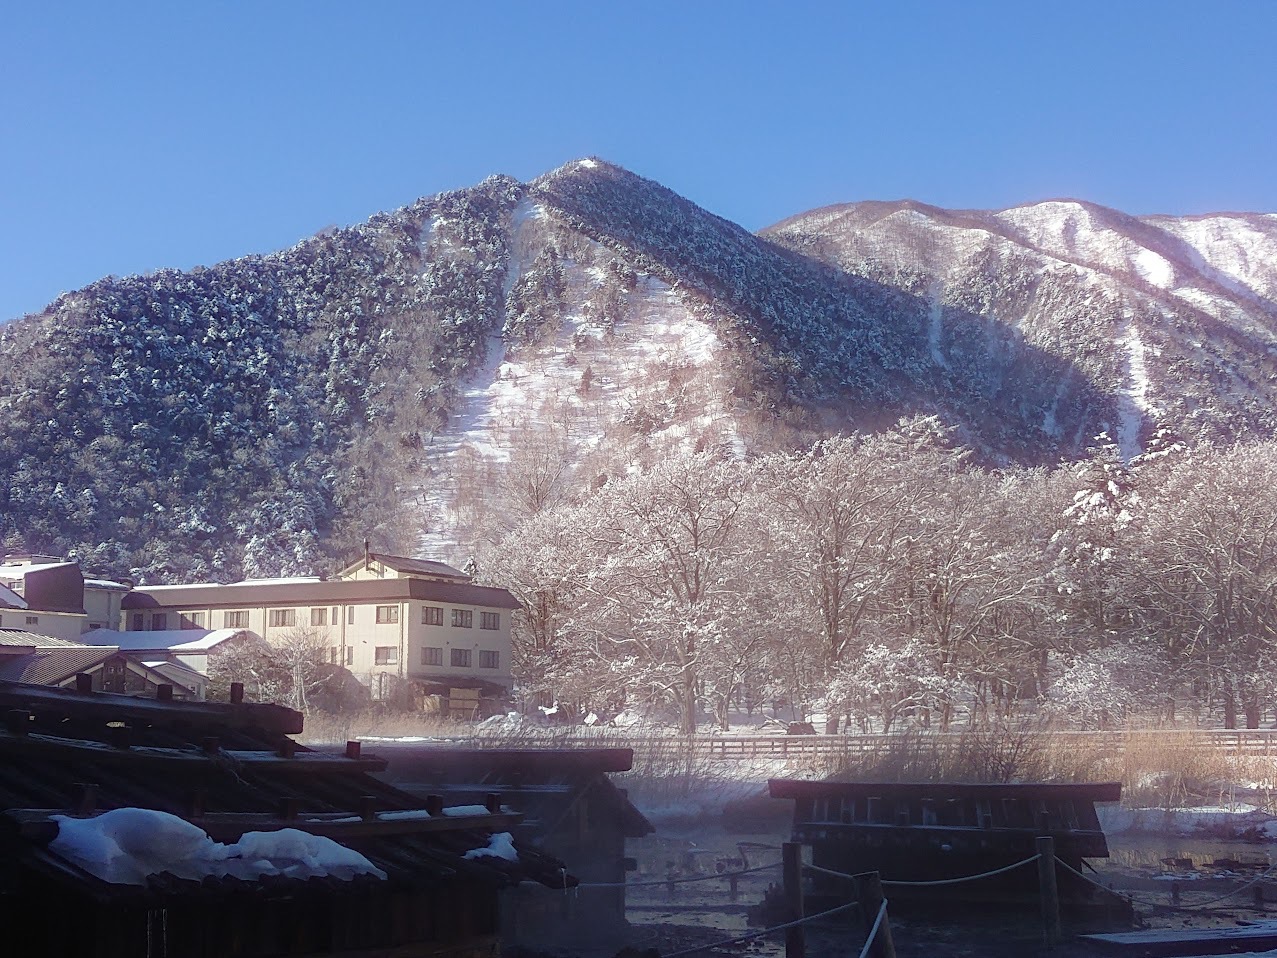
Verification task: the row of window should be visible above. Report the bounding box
[419,647,500,668]
[318,646,500,670]
[370,647,500,669]
[131,607,503,631]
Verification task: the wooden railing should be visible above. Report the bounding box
[464,728,1277,760]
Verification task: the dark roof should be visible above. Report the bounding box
[123,577,521,611]
[0,648,117,686]
[768,779,1123,802]
[0,682,572,902]
[365,553,470,580]
[372,746,653,839]
[0,629,85,648]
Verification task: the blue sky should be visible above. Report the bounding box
[3,0,1275,322]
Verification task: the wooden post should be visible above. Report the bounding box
[783,841,805,958]
[1037,836,1061,948]
[729,873,739,901]
[856,871,897,958]
[1171,880,1181,905]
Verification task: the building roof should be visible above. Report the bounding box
[0,561,77,578]
[81,579,131,592]
[136,659,206,692]
[0,681,575,903]
[0,583,28,609]
[0,629,90,649]
[85,628,249,654]
[353,553,471,580]
[122,578,521,611]
[768,779,1123,802]
[0,647,118,686]
[372,746,654,840]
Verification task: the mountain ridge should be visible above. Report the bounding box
[2,159,1274,581]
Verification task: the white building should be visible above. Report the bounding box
[120,552,518,710]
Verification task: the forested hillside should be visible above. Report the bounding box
[2,160,1275,594]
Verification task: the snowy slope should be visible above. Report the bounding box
[764,198,1277,457]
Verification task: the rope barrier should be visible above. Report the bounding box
[805,853,1041,888]
[660,898,861,958]
[856,898,888,958]
[1057,857,1277,911]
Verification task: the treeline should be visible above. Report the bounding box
[482,419,1277,732]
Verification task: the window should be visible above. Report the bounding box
[422,646,443,666]
[344,647,354,666]
[183,611,205,629]
[131,613,144,631]
[374,646,398,665]
[451,609,473,629]
[376,605,399,624]
[347,606,355,625]
[152,613,168,631]
[329,647,338,664]
[450,648,472,667]
[26,615,39,626]
[480,611,500,630]
[422,606,443,626]
[268,609,296,628]
[331,606,338,625]
[311,607,328,626]
[479,650,500,669]
[224,610,248,628]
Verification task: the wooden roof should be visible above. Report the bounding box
[0,681,573,902]
[769,779,1122,802]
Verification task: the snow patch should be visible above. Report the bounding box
[50,808,386,885]
[1115,320,1154,460]
[463,831,519,862]
[1134,248,1174,288]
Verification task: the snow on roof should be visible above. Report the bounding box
[82,578,131,591]
[0,561,76,577]
[85,628,247,653]
[0,583,28,609]
[463,831,518,862]
[50,807,386,885]
[237,577,324,585]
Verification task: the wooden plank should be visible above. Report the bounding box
[1081,922,1277,956]
[0,729,387,772]
[0,680,303,734]
[7,807,523,842]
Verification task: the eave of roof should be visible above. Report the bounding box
[123,578,520,610]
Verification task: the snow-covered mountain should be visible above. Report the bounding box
[2,160,1275,580]
[763,199,1277,458]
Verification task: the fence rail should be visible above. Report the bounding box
[463,728,1277,761]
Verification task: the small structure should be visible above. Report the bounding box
[374,746,654,946]
[0,680,575,958]
[769,779,1122,909]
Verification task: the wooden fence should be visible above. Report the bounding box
[466,728,1277,761]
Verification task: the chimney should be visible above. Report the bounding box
[363,538,371,570]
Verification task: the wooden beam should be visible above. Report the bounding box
[5,808,524,843]
[0,729,388,772]
[0,680,304,735]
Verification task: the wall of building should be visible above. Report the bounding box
[0,608,86,641]
[126,595,514,697]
